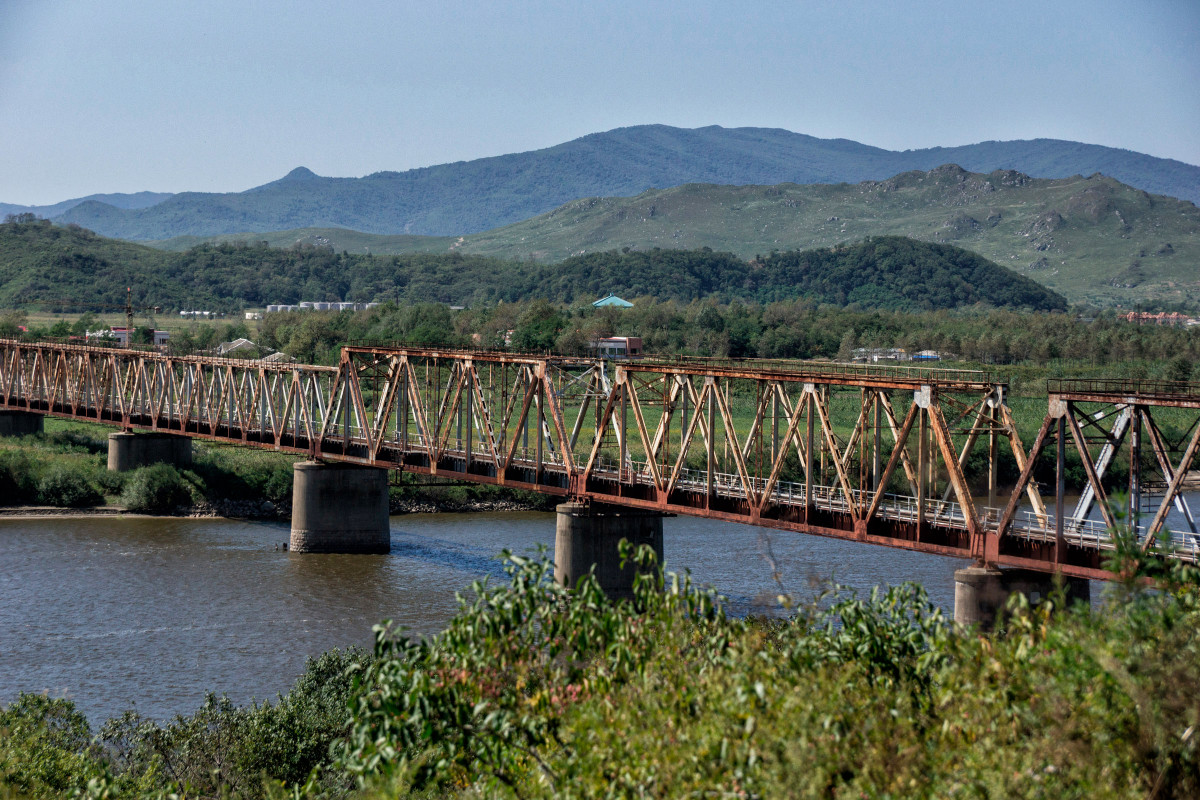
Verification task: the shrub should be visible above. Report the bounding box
[98,648,366,797]
[93,468,126,497]
[342,545,1200,799]
[0,449,39,505]
[119,464,193,514]
[36,463,103,507]
[0,694,104,797]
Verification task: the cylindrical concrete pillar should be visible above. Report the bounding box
[554,501,664,599]
[0,411,43,437]
[955,566,1091,629]
[290,461,391,554]
[953,566,1008,629]
[107,432,193,472]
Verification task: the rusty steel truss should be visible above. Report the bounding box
[3,338,1198,580]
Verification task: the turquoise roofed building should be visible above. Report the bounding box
[593,294,633,308]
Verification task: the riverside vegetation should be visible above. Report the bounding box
[2,533,1200,798]
[0,419,552,517]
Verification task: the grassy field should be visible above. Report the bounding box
[17,310,259,338]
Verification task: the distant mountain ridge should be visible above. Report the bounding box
[0,191,174,220]
[150,166,1200,308]
[26,125,1200,240]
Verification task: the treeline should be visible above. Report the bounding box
[248,298,1197,374]
[1,218,1065,313]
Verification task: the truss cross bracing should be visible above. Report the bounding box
[4,339,1199,581]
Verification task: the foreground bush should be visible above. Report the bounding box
[0,649,366,799]
[3,543,1199,798]
[0,448,39,505]
[0,695,104,797]
[36,463,104,507]
[343,546,1200,799]
[119,463,193,514]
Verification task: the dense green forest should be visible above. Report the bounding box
[0,218,1066,313]
[34,125,1200,241]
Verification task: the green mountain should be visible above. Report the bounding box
[456,167,1200,308]
[149,167,1200,308]
[0,218,1064,314]
[149,227,453,256]
[48,125,1200,240]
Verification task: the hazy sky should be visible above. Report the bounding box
[2,0,1197,205]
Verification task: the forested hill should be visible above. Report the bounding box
[0,219,1064,313]
[42,125,1200,240]
[550,239,1066,311]
[455,168,1200,308]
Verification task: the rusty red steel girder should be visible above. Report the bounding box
[3,338,1199,581]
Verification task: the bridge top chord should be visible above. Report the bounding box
[344,341,1002,392]
[627,354,1001,391]
[1049,377,1200,407]
[0,337,339,373]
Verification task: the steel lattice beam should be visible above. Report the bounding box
[5,338,1200,580]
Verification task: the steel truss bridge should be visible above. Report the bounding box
[3,338,1199,581]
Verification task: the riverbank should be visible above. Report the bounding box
[0,494,550,522]
[0,416,557,520]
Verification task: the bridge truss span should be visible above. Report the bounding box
[3,338,1199,581]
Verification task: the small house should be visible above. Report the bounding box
[590,336,643,358]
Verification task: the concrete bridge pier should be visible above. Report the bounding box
[954,566,1090,630]
[555,501,665,599]
[0,410,43,436]
[107,431,192,471]
[289,461,391,554]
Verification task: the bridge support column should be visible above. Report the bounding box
[954,566,1090,630]
[107,432,192,472]
[555,502,664,599]
[0,411,43,437]
[290,461,390,554]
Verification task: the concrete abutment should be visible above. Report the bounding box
[954,566,1090,629]
[289,461,391,554]
[554,501,665,599]
[107,432,192,472]
[0,411,43,436]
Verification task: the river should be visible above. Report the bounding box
[2,502,1194,725]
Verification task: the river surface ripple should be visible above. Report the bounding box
[0,509,1046,723]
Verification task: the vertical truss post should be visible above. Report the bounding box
[804,385,815,520]
[1129,405,1142,530]
[987,392,998,510]
[620,377,629,483]
[915,387,929,538]
[706,377,715,505]
[465,363,473,472]
[1055,412,1066,561]
[872,391,882,491]
[771,386,780,469]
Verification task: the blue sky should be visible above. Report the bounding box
[1,0,1197,205]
